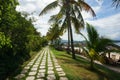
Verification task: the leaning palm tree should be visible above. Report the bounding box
[46,23,62,49]
[46,23,61,43]
[83,23,114,69]
[39,0,95,59]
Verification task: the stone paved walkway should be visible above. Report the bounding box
[15,47,68,80]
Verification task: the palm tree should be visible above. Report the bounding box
[46,23,63,49]
[46,23,61,43]
[83,23,114,69]
[39,0,95,59]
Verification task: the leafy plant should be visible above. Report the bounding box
[82,23,114,69]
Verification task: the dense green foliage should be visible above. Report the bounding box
[0,32,12,61]
[0,0,47,79]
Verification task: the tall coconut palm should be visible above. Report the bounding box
[83,23,114,69]
[39,0,95,59]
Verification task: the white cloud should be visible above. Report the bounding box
[16,3,36,13]
[36,25,50,36]
[93,6,101,13]
[81,6,101,19]
[26,0,35,2]
[36,0,56,10]
[81,11,92,19]
[87,13,120,40]
[87,13,120,28]
[95,0,103,6]
[106,32,120,39]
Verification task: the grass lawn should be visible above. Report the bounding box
[51,47,120,80]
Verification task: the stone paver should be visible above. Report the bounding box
[15,47,68,80]
[34,64,39,66]
[55,65,61,68]
[39,69,46,73]
[31,67,38,71]
[56,68,63,72]
[58,71,66,76]
[24,66,30,70]
[47,74,56,80]
[15,74,25,79]
[36,78,44,80]
[39,66,45,69]
[40,63,45,66]
[21,69,28,74]
[48,67,54,70]
[48,64,53,67]
[48,70,54,74]
[37,72,45,78]
[59,77,68,80]
[27,63,33,66]
[26,76,35,80]
[28,71,37,76]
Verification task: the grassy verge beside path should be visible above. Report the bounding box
[51,47,120,80]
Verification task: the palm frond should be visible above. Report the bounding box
[39,1,58,16]
[112,0,120,8]
[49,14,62,23]
[96,38,113,52]
[71,16,84,34]
[49,15,57,23]
[73,5,85,26]
[71,5,77,18]
[60,17,67,35]
[71,0,96,17]
[46,23,61,41]
[89,48,99,60]
[48,6,65,23]
[75,1,82,11]
[86,23,99,47]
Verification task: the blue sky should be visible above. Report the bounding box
[16,0,120,41]
[86,0,120,19]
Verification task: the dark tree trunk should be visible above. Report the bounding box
[66,0,75,59]
[108,52,110,58]
[69,21,76,59]
[67,25,70,54]
[90,58,94,69]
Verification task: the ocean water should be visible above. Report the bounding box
[115,42,120,46]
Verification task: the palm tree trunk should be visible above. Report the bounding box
[69,21,76,59]
[108,52,110,58]
[67,23,70,54]
[90,58,94,69]
[66,0,75,59]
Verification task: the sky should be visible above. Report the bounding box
[16,0,120,41]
